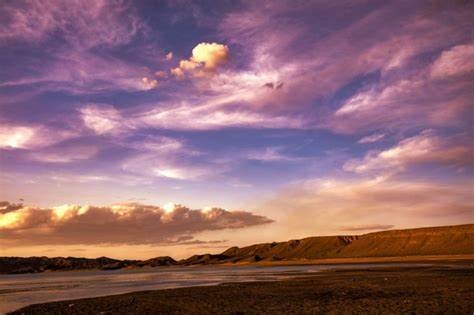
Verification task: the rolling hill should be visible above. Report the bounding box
[181,224,474,264]
[1,224,472,273]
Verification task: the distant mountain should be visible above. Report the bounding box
[0,256,176,274]
[180,224,474,264]
[1,224,472,273]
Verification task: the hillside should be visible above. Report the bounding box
[181,224,474,264]
[1,224,472,273]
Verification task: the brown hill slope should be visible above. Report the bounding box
[182,224,474,264]
[1,224,472,271]
[334,224,474,258]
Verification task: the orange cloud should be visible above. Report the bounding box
[0,202,273,246]
[171,42,230,78]
[141,77,158,89]
[261,177,473,237]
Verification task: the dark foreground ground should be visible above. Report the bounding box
[11,265,474,315]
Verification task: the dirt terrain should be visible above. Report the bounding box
[11,265,474,315]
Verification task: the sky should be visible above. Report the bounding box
[0,0,473,259]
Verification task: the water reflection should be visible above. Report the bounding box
[0,263,428,314]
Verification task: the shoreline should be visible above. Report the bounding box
[9,262,474,314]
[1,254,473,275]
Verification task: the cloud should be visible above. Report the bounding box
[329,43,473,133]
[79,104,123,135]
[431,44,474,79]
[262,177,473,237]
[0,126,36,149]
[171,42,230,77]
[0,125,73,149]
[218,1,471,134]
[0,202,273,246]
[192,42,230,69]
[141,77,158,90]
[28,145,99,163]
[246,147,299,162]
[121,153,223,181]
[152,166,213,180]
[358,133,386,144]
[0,50,160,95]
[139,100,305,130]
[145,109,302,130]
[0,0,145,48]
[165,52,173,60]
[344,130,472,174]
[118,135,219,181]
[124,136,184,153]
[0,201,23,214]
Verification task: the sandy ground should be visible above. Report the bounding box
[10,265,474,315]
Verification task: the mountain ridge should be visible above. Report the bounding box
[1,223,472,273]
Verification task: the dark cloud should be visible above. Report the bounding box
[0,202,273,246]
[263,82,284,90]
[0,201,23,214]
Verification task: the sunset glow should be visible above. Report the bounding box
[0,0,472,259]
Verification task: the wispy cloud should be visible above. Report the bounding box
[0,0,146,47]
[358,133,386,144]
[0,124,74,149]
[344,130,472,174]
[28,145,99,163]
[262,176,474,236]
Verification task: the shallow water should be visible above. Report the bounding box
[0,263,429,314]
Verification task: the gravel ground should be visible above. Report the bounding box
[10,265,474,315]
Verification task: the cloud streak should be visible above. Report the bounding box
[344,130,472,174]
[0,0,145,47]
[262,176,474,237]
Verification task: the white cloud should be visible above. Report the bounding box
[358,133,386,144]
[344,130,472,174]
[28,145,99,163]
[0,126,36,149]
[246,147,299,161]
[79,104,123,135]
[0,125,73,149]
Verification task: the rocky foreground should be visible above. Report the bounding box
[10,265,474,315]
[1,223,473,273]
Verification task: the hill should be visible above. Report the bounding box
[1,224,472,273]
[0,256,176,274]
[180,224,474,264]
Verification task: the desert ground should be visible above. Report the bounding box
[10,264,474,315]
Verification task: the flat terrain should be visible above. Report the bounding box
[11,265,474,315]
